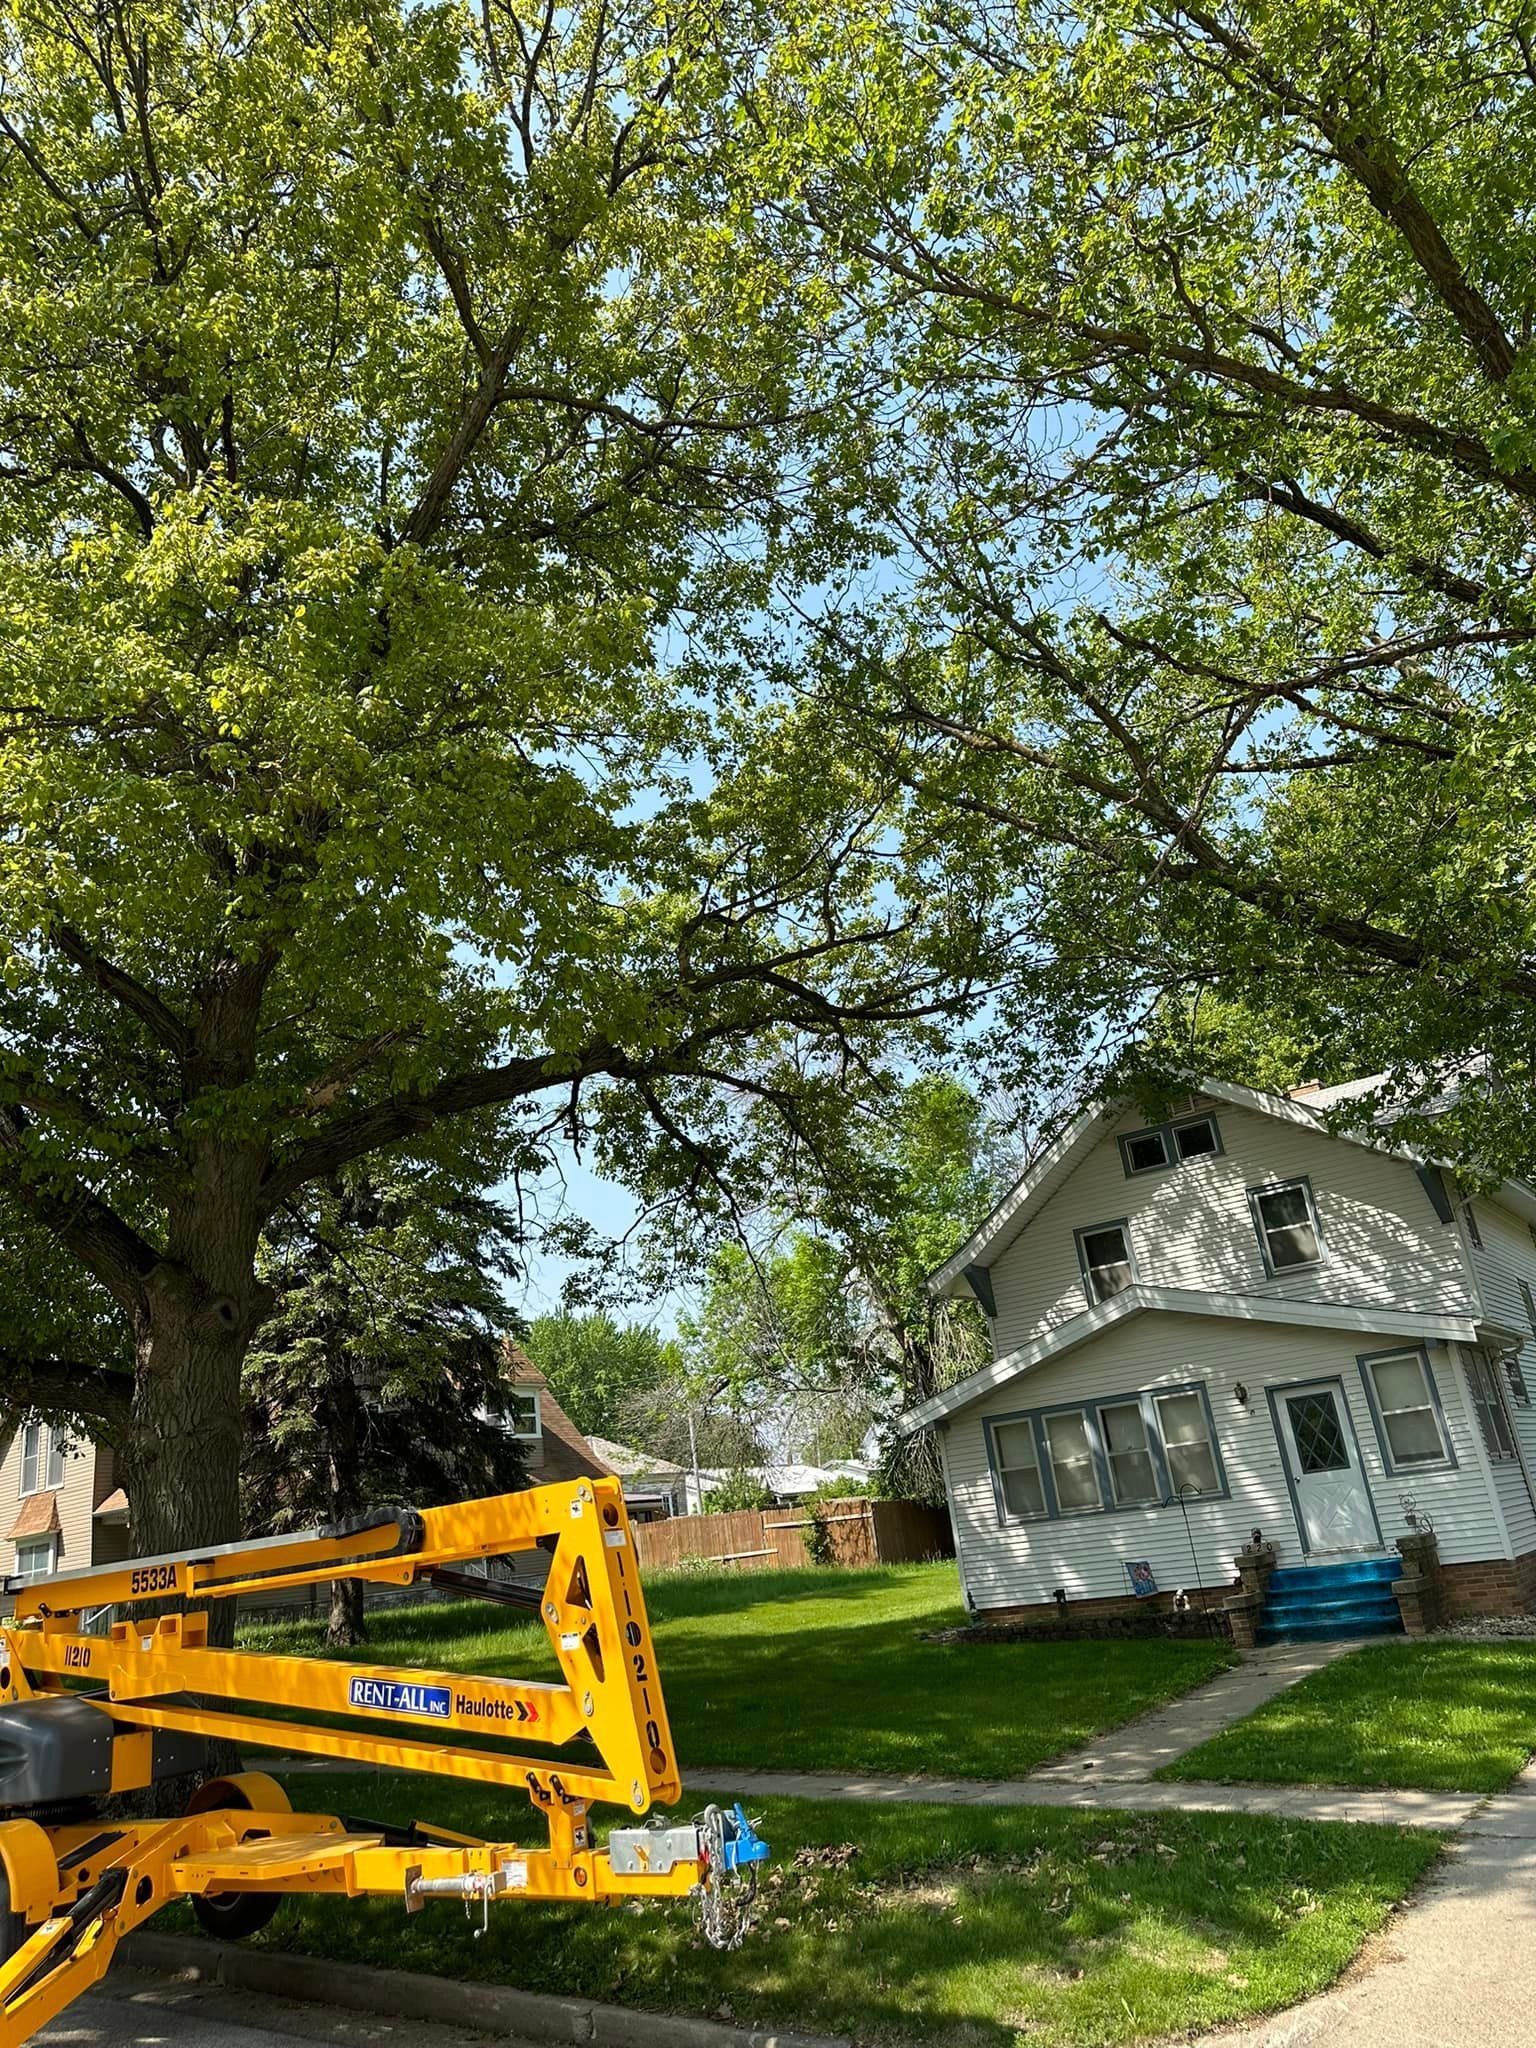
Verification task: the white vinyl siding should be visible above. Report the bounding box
[986,1099,1478,1359]
[1460,1198,1536,1555]
[943,1312,1504,1614]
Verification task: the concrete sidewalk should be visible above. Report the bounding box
[1213,1766,1536,2047]
[1023,1637,1362,1781]
[680,1766,1477,1831]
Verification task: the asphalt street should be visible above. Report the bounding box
[35,1970,531,2048]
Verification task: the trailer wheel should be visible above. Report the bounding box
[184,1773,290,1942]
[0,1864,25,1966]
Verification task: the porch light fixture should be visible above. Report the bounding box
[1234,1382,1249,1408]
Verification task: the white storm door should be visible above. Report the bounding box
[1275,1380,1378,1553]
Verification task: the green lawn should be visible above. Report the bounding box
[241,1564,1235,1780]
[1161,1640,1536,1793]
[167,1772,1441,2047]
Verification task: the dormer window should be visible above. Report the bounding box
[1075,1221,1136,1305]
[1119,1114,1222,1177]
[508,1390,542,1441]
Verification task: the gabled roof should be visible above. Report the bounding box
[503,1341,615,1487]
[899,1285,1520,1435]
[931,1074,1536,1303]
[586,1436,687,1482]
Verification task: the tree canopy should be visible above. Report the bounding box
[0,0,993,1555]
[722,0,1536,1173]
[520,1312,682,1444]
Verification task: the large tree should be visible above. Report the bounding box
[730,0,1536,1169]
[0,0,994,1566]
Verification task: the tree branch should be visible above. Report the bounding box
[48,923,192,1061]
[0,1356,133,1432]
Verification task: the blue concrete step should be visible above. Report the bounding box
[1264,1589,1401,1623]
[1266,1558,1399,1594]
[1257,1554,1404,1643]
[1255,1616,1402,1644]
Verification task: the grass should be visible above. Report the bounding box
[240,1564,1236,1780]
[1160,1640,1536,1793]
[164,1772,1442,2047]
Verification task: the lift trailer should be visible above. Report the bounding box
[0,1477,768,2046]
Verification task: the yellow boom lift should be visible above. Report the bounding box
[0,1477,768,2047]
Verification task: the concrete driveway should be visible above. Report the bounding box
[35,1970,538,2048]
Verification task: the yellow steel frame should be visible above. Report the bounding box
[0,1479,705,2048]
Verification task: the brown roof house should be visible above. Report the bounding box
[501,1342,615,1488]
[1,1421,132,1601]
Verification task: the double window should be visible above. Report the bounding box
[1360,1349,1454,1471]
[13,1536,56,1583]
[987,1382,1225,1524]
[1248,1178,1323,1276]
[1075,1221,1136,1306]
[1118,1114,1222,1178]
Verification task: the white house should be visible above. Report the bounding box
[904,1077,1536,1634]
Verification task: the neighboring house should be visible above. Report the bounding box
[2,1348,611,1610]
[503,1346,615,1488]
[585,1438,689,1521]
[1,1421,131,1593]
[903,1076,1536,1624]
[698,1461,872,1509]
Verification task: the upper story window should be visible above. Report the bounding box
[18,1422,42,1496]
[20,1425,69,1496]
[13,1535,56,1582]
[1360,1349,1454,1470]
[1075,1221,1136,1306]
[508,1390,542,1442]
[1460,1199,1483,1250]
[1118,1114,1223,1179]
[1248,1178,1323,1276]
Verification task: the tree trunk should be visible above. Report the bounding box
[324,1365,368,1648]
[327,1576,367,1647]
[120,1153,272,1649]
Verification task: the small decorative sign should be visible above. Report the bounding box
[1125,1559,1158,1599]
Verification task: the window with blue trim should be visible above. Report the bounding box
[1119,1114,1222,1178]
[988,1382,1224,1524]
[1362,1350,1452,1469]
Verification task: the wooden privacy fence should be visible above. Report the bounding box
[630,1498,953,1575]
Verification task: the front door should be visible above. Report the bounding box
[1273,1380,1379,1553]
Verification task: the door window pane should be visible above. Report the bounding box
[1045,1410,1102,1510]
[993,1420,1045,1519]
[1252,1182,1321,1271]
[1287,1391,1349,1473]
[1156,1391,1220,1495]
[1099,1400,1159,1504]
[1078,1224,1133,1305]
[1365,1352,1450,1468]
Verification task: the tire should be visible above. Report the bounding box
[191,1886,282,1941]
[0,1863,25,1966]
[184,1774,288,1943]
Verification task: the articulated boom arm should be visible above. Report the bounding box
[0,1479,767,2047]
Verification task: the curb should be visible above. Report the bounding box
[120,1932,850,2048]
